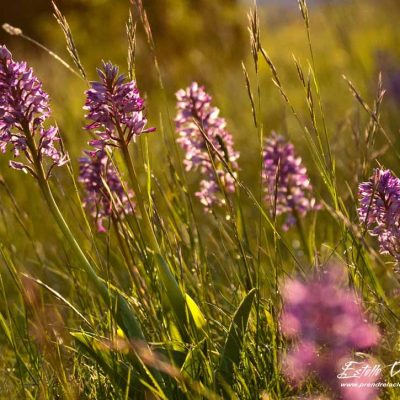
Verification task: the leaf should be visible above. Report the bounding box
[155,255,207,342]
[114,292,147,341]
[186,293,206,331]
[217,289,256,389]
[154,254,188,338]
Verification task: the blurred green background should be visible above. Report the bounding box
[0,0,400,252]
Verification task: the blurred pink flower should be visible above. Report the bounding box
[281,264,380,399]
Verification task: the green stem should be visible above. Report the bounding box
[294,209,312,263]
[115,128,191,339]
[21,127,168,394]
[119,139,160,253]
[45,176,150,340]
[24,127,145,341]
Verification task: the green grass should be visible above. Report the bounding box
[0,0,400,398]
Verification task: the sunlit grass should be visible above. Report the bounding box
[0,0,399,399]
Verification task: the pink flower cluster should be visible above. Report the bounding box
[263,133,317,230]
[281,265,380,399]
[175,82,239,211]
[358,168,400,264]
[84,61,154,149]
[79,148,134,232]
[0,45,67,174]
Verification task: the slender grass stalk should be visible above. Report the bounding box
[22,125,149,341]
[118,133,160,254]
[22,125,170,392]
[2,23,82,79]
[113,122,195,342]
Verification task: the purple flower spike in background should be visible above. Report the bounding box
[375,50,400,105]
[79,147,134,232]
[358,168,400,264]
[175,82,239,211]
[0,45,67,174]
[281,264,380,399]
[262,133,317,230]
[84,61,154,148]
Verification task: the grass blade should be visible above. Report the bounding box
[217,288,256,389]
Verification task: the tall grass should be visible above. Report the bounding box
[0,0,399,399]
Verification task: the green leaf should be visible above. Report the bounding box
[154,254,188,337]
[155,255,207,342]
[114,292,146,341]
[185,293,206,331]
[217,289,256,389]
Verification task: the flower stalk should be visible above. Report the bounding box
[84,61,192,339]
[24,124,146,340]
